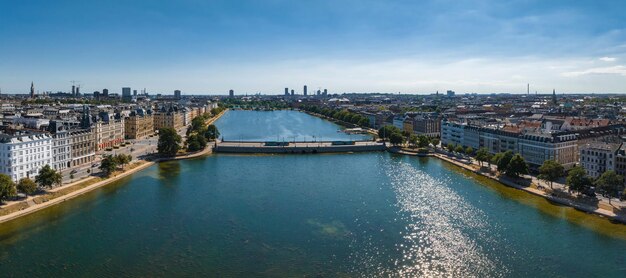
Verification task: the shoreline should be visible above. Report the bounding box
[390,147,626,225]
[0,110,227,225]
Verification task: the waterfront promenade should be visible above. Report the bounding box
[390,147,626,224]
[0,111,227,225]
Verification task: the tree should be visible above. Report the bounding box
[158,128,182,156]
[430,137,440,147]
[35,165,62,188]
[465,146,474,156]
[0,174,16,201]
[538,160,564,189]
[190,116,206,132]
[454,145,464,153]
[187,134,208,152]
[475,147,490,167]
[114,154,132,170]
[378,125,401,140]
[505,154,528,178]
[492,151,513,173]
[595,170,624,204]
[408,134,418,148]
[566,166,592,194]
[417,135,430,148]
[446,143,455,152]
[17,177,38,195]
[205,124,220,141]
[100,155,118,177]
[389,132,404,146]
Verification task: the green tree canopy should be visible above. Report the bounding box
[417,135,430,148]
[505,154,529,178]
[378,125,401,140]
[158,128,182,157]
[35,165,62,188]
[475,147,491,166]
[17,177,38,195]
[99,155,118,177]
[465,146,474,155]
[408,134,418,148]
[187,134,208,152]
[430,137,440,147]
[454,145,464,153]
[595,170,624,204]
[0,174,16,201]
[492,151,514,173]
[205,124,220,141]
[566,166,593,194]
[538,160,565,189]
[389,132,404,146]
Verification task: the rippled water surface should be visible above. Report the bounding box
[214,109,371,141]
[1,111,626,277]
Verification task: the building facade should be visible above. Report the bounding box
[125,110,154,139]
[0,130,53,181]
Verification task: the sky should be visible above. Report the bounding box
[1,0,626,95]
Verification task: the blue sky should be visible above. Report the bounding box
[1,0,626,95]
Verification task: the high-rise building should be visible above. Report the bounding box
[103,88,109,97]
[30,82,34,98]
[94,91,100,100]
[76,86,80,96]
[303,85,307,96]
[290,89,294,95]
[446,90,455,97]
[323,89,328,95]
[284,88,289,96]
[122,87,132,101]
[229,89,234,97]
[174,90,181,99]
[133,89,137,96]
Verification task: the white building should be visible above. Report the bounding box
[0,130,53,181]
[48,121,73,171]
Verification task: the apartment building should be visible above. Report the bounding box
[125,109,154,139]
[0,129,53,181]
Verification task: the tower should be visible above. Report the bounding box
[303,85,307,96]
[552,89,557,105]
[30,82,35,98]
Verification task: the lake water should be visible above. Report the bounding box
[214,110,371,142]
[0,110,625,277]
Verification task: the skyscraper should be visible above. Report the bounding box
[323,89,328,95]
[133,90,137,96]
[303,85,307,96]
[71,85,76,96]
[103,88,109,97]
[284,88,289,96]
[174,90,181,99]
[229,89,234,97]
[552,89,557,105]
[291,89,295,95]
[122,87,132,101]
[30,82,34,98]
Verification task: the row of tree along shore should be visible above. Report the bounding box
[0,107,226,206]
[377,122,626,208]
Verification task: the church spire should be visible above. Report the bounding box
[552,89,557,105]
[30,82,35,98]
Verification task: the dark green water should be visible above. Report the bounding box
[1,111,626,277]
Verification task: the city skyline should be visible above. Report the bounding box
[1,0,626,94]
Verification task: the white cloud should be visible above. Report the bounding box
[562,65,626,77]
[599,57,617,62]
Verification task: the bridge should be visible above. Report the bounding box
[214,140,386,154]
